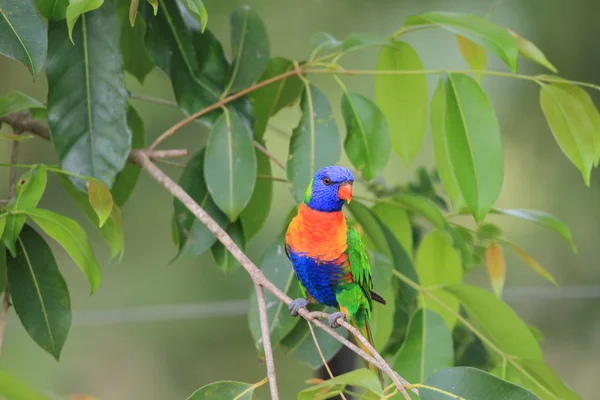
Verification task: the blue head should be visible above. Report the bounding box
[304,166,354,212]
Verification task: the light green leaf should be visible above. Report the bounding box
[27,208,101,293]
[298,369,382,400]
[183,0,207,32]
[456,35,486,81]
[117,0,154,83]
[341,33,390,53]
[508,29,557,73]
[0,370,53,400]
[187,381,256,400]
[371,202,412,259]
[0,91,45,118]
[375,41,427,164]
[66,0,104,42]
[416,230,462,328]
[240,138,272,241]
[394,194,447,229]
[210,221,245,274]
[371,284,395,352]
[443,73,504,222]
[225,5,270,94]
[341,91,390,181]
[7,225,71,360]
[516,359,581,400]
[204,110,257,222]
[405,12,518,71]
[35,0,69,21]
[87,178,113,228]
[0,0,47,78]
[309,31,339,55]
[146,0,157,15]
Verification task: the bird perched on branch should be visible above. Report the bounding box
[285,165,386,385]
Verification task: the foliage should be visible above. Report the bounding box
[0,0,597,398]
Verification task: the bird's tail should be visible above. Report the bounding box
[350,316,385,388]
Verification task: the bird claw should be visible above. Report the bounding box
[289,298,310,316]
[328,312,346,328]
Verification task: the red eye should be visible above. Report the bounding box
[323,177,331,185]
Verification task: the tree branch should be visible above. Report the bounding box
[255,283,279,400]
[0,112,51,140]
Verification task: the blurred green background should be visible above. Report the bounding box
[1,0,599,399]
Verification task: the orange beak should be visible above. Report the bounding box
[338,182,353,204]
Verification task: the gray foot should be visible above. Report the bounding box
[289,298,310,316]
[328,312,346,328]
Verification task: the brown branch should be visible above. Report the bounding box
[1,112,51,140]
[146,149,189,159]
[255,284,279,400]
[307,321,348,400]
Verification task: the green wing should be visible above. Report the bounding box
[346,220,374,305]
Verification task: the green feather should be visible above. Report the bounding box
[346,220,374,316]
[303,178,314,203]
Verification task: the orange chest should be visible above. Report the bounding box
[285,204,348,261]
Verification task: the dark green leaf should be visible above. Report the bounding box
[183,0,207,32]
[371,285,394,351]
[442,73,503,222]
[341,91,390,181]
[204,110,257,221]
[298,369,382,400]
[392,309,454,383]
[65,0,103,42]
[0,242,6,292]
[224,5,270,94]
[187,381,256,400]
[27,208,101,293]
[508,29,557,73]
[309,32,339,55]
[47,0,131,191]
[456,35,486,81]
[210,221,244,274]
[240,139,272,241]
[117,0,154,82]
[405,12,518,71]
[35,0,68,20]
[371,202,412,259]
[87,178,113,228]
[375,41,427,164]
[0,91,45,118]
[0,0,47,78]
[111,105,145,206]
[287,83,341,203]
[7,225,71,360]
[421,367,540,400]
[493,208,576,252]
[341,33,390,53]
[515,359,581,400]
[0,370,53,400]
[173,150,228,261]
[249,57,303,139]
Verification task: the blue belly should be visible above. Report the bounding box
[288,251,344,307]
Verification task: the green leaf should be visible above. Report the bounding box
[0,242,6,292]
[187,381,256,400]
[117,0,154,83]
[493,208,576,252]
[111,105,145,206]
[507,242,557,286]
[27,208,101,293]
[87,178,113,228]
[341,91,390,181]
[309,31,340,55]
[0,133,35,141]
[416,230,463,328]
[508,29,557,73]
[249,57,303,139]
[515,359,581,400]
[371,203,412,259]
[392,309,453,383]
[47,0,131,191]
[7,224,71,360]
[129,0,138,26]
[224,5,270,94]
[456,35,486,81]
[173,150,228,261]
[375,41,427,164]
[240,139,272,241]
[0,0,47,78]
[0,370,53,400]
[443,284,543,360]
[539,83,600,185]
[485,242,505,298]
[405,12,518,71]
[248,235,301,353]
[183,0,207,32]
[287,83,341,203]
[394,194,447,229]
[0,91,45,118]
[2,165,47,257]
[204,110,257,222]
[421,367,540,400]
[146,0,157,15]
[340,33,390,53]
[210,221,244,274]
[442,73,503,222]
[371,284,395,351]
[298,369,382,400]
[35,0,69,20]
[65,0,103,42]
[369,250,393,294]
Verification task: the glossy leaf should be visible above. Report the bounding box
[0,91,45,118]
[173,150,228,261]
[393,309,453,383]
[298,369,382,400]
[27,208,101,293]
[508,29,557,73]
[341,33,390,53]
[416,230,462,328]
[7,225,71,360]
[287,84,341,203]
[371,202,412,259]
[405,12,518,71]
[0,0,47,78]
[394,194,447,229]
[421,367,540,400]
[485,242,505,298]
[35,0,69,20]
[516,359,581,400]
[375,41,427,164]
[443,73,504,222]
[341,91,390,180]
[249,57,303,139]
[0,370,53,400]
[187,381,256,400]
[210,221,245,274]
[87,178,113,228]
[117,0,154,82]
[240,139,272,241]
[225,5,270,94]
[204,111,257,222]
[183,0,207,32]
[457,35,486,81]
[493,208,576,252]
[47,0,131,191]
[65,0,104,42]
[309,31,339,55]
[443,284,543,360]
[508,242,557,285]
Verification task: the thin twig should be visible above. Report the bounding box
[254,284,279,400]
[307,321,348,400]
[128,92,178,107]
[146,149,189,159]
[254,141,286,171]
[0,111,50,140]
[257,174,288,183]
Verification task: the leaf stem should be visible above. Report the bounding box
[128,92,178,107]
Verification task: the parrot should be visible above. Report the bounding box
[285,165,386,385]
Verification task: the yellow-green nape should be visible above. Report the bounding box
[303,178,314,203]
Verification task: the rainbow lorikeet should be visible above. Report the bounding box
[285,166,386,384]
